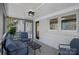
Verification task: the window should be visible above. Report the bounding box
[25,21,32,39]
[61,14,76,30]
[50,18,58,30]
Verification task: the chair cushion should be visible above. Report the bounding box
[8,47,28,55]
[70,38,79,54]
[19,32,29,42]
[14,40,27,48]
[5,39,17,52]
[59,48,76,55]
[70,38,79,49]
[20,32,28,38]
[15,48,28,55]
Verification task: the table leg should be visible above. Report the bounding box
[39,48,41,53]
[34,50,36,55]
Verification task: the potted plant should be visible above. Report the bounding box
[8,23,16,38]
[8,26,16,35]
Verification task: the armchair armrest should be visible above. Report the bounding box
[59,44,70,46]
[59,44,70,49]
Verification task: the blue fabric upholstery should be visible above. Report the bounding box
[3,33,28,55]
[14,32,21,38]
[20,32,28,38]
[59,38,79,55]
[5,39,17,52]
[19,32,30,42]
[70,38,79,49]
[70,38,79,54]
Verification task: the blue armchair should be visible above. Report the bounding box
[3,36,28,55]
[19,32,30,43]
[59,38,79,55]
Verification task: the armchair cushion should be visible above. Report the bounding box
[14,40,27,48]
[20,32,28,38]
[20,32,30,42]
[15,47,28,55]
[70,38,79,54]
[59,48,76,55]
[5,39,17,52]
[8,47,28,55]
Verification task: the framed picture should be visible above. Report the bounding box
[36,21,39,39]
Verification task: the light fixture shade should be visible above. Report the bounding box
[28,11,35,16]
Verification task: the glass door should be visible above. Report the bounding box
[25,21,33,39]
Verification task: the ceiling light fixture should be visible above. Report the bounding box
[28,11,35,16]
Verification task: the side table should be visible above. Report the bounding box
[28,41,42,55]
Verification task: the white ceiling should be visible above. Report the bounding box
[6,3,79,20]
[6,3,42,19]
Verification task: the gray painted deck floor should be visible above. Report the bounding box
[28,41,58,55]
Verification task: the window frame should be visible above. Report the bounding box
[61,14,76,31]
[49,18,58,30]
